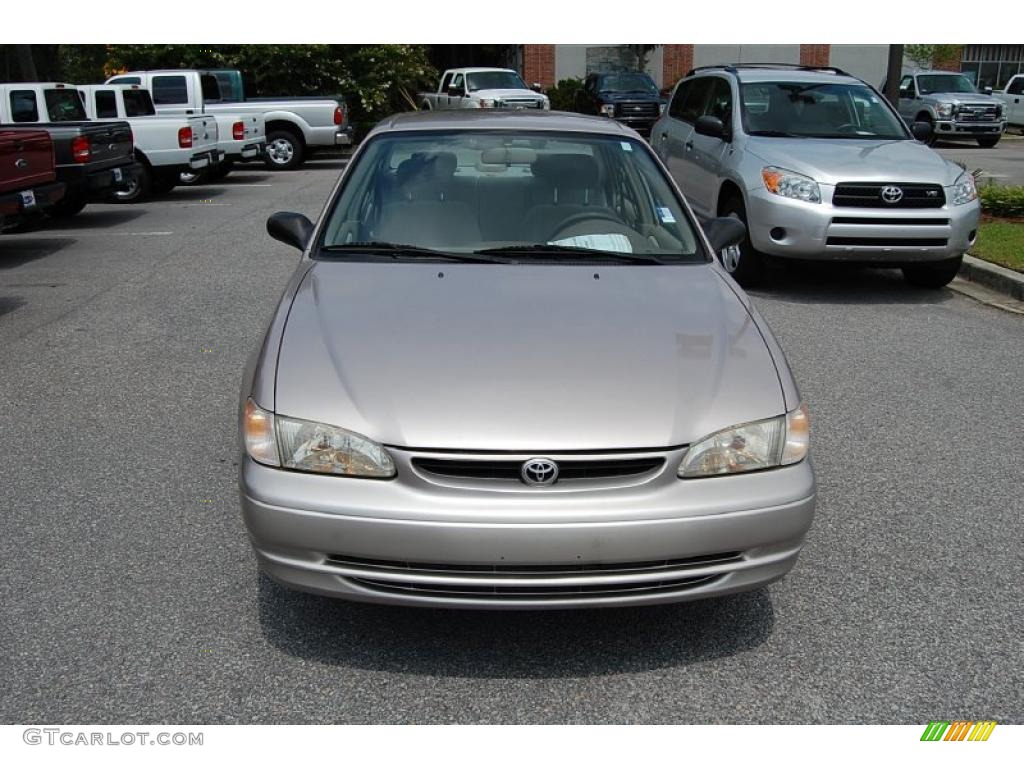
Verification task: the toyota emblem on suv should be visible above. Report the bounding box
[521,458,559,486]
[880,185,904,204]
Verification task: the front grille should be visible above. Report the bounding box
[412,456,665,482]
[328,551,742,600]
[501,98,544,110]
[827,236,948,247]
[831,217,950,226]
[957,103,999,121]
[832,183,946,209]
[615,101,659,118]
[349,574,720,599]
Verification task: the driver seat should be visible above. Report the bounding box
[523,154,616,241]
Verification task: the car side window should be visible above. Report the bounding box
[440,72,453,92]
[151,75,188,105]
[450,73,464,94]
[95,90,118,118]
[704,78,733,127]
[108,76,141,86]
[668,81,690,120]
[899,76,915,97]
[679,77,713,123]
[10,90,38,122]
[1008,77,1024,96]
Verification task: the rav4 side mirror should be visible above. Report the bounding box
[267,211,314,251]
[703,216,746,254]
[695,115,730,142]
[910,121,934,143]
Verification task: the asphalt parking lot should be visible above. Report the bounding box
[935,130,1024,184]
[1,158,1022,725]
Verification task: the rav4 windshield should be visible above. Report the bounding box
[466,72,529,92]
[741,81,908,140]
[320,131,703,263]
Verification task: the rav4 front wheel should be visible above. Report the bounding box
[718,197,765,286]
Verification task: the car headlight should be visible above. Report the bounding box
[761,166,821,203]
[951,172,977,206]
[678,404,809,479]
[936,102,954,119]
[995,104,1004,118]
[542,97,551,110]
[243,398,396,477]
[478,98,498,109]
[600,104,616,117]
[659,103,666,115]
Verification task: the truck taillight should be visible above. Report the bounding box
[334,105,344,126]
[71,135,91,163]
[233,121,245,140]
[178,127,193,149]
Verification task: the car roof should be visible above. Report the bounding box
[692,68,863,86]
[371,109,637,137]
[447,68,518,75]
[913,70,965,76]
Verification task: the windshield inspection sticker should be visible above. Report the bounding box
[620,141,633,152]
[656,206,676,223]
[550,234,633,253]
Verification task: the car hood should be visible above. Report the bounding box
[744,137,962,186]
[273,262,785,451]
[472,89,546,101]
[923,92,1001,105]
[599,91,664,103]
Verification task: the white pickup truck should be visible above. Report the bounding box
[419,68,550,111]
[106,69,346,170]
[993,73,1024,129]
[78,84,221,201]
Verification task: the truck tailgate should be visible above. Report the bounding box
[47,121,134,170]
[187,114,219,151]
[0,129,55,194]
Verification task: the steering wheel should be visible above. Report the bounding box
[546,211,628,242]
[834,123,860,134]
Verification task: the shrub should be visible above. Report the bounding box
[546,77,584,113]
[978,184,1024,219]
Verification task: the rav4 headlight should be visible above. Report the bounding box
[951,172,978,206]
[678,404,809,479]
[243,399,395,478]
[761,167,821,203]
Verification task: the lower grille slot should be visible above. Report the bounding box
[831,217,949,226]
[349,574,721,599]
[827,237,948,247]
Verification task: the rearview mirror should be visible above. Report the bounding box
[910,121,934,143]
[267,211,314,251]
[695,115,729,142]
[703,216,746,254]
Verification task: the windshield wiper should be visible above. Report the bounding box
[321,242,506,264]
[747,130,805,138]
[474,244,666,264]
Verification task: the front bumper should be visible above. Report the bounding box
[239,453,816,609]
[934,120,1005,137]
[615,116,659,137]
[745,185,981,263]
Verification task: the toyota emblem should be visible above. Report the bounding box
[880,185,904,204]
[521,458,559,487]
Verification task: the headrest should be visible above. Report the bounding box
[396,151,458,187]
[531,153,600,187]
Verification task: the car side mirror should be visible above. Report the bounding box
[899,87,911,99]
[910,121,934,143]
[703,216,746,254]
[531,82,543,92]
[695,115,730,142]
[982,85,993,95]
[267,211,314,251]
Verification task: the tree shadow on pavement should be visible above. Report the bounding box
[0,237,75,268]
[747,262,956,307]
[257,574,774,678]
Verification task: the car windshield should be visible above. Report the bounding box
[466,71,529,92]
[319,130,703,263]
[916,74,978,95]
[599,73,658,94]
[44,89,86,122]
[740,81,908,139]
[122,90,156,117]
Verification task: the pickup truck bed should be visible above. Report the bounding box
[0,128,65,230]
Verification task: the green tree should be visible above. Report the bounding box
[905,44,961,69]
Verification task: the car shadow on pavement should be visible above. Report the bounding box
[748,263,955,306]
[308,159,349,171]
[256,574,774,677]
[0,295,26,316]
[161,187,227,201]
[0,237,76,268]
[41,209,147,230]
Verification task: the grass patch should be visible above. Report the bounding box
[971,220,1024,272]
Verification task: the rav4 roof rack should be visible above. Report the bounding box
[684,63,852,78]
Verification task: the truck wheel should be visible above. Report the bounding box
[264,130,304,170]
[178,170,205,185]
[902,255,963,289]
[976,135,1001,148]
[110,165,152,203]
[718,197,765,287]
[50,192,87,218]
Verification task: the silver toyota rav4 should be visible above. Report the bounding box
[239,110,816,610]
[651,64,982,287]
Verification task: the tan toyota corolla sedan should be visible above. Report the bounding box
[239,110,815,609]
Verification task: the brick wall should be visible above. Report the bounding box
[523,45,556,89]
[662,45,695,88]
[799,44,831,68]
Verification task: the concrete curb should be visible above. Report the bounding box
[958,255,1024,300]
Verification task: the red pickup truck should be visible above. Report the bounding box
[0,128,66,231]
